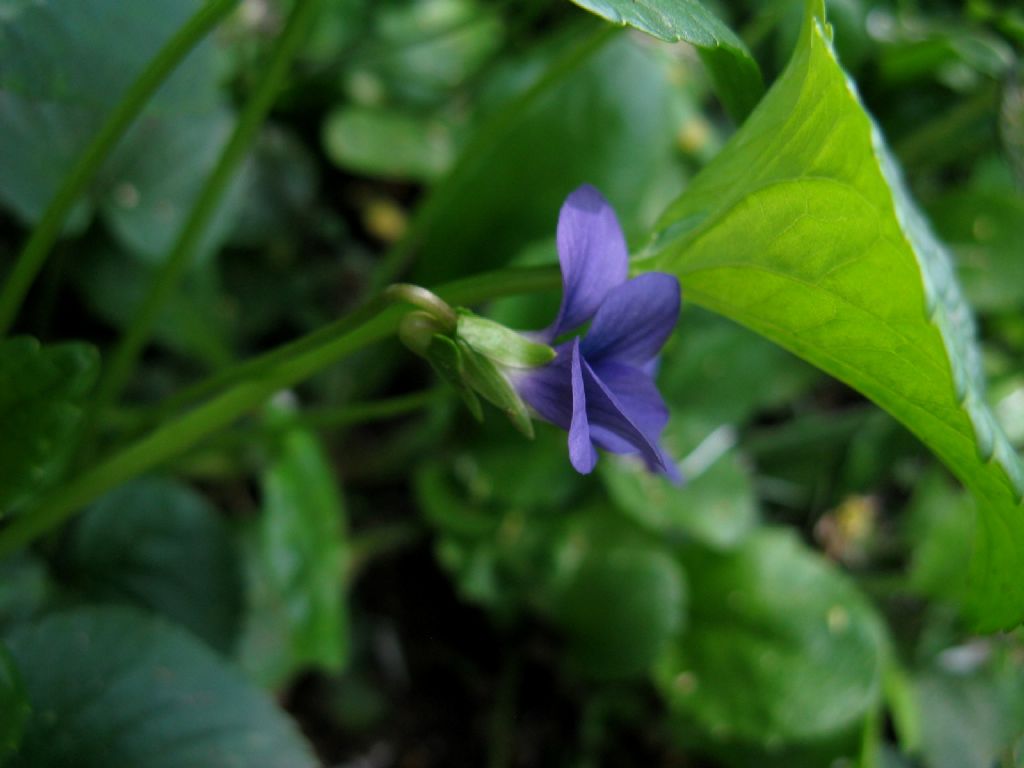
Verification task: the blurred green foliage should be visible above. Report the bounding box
[1,0,1023,765]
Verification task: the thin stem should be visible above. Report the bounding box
[198,389,445,453]
[294,389,444,430]
[147,264,560,421]
[90,0,322,426]
[138,296,391,431]
[0,265,561,558]
[0,0,240,335]
[0,308,402,560]
[858,707,881,768]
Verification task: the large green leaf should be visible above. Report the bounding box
[566,0,763,121]
[654,529,886,745]
[0,0,239,259]
[0,338,98,515]
[640,2,1024,630]
[65,478,244,653]
[5,606,317,768]
[97,106,241,263]
[0,0,220,110]
[240,414,349,687]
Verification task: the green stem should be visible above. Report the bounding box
[1,309,401,559]
[91,0,321,424]
[148,264,559,421]
[0,0,240,335]
[0,265,561,558]
[134,296,391,431]
[197,388,444,453]
[293,389,443,430]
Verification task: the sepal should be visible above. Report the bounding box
[456,310,556,368]
[423,334,483,422]
[458,342,535,439]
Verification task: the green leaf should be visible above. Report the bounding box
[65,477,244,653]
[566,0,763,121]
[0,646,29,761]
[655,529,887,745]
[99,106,244,263]
[0,0,239,258]
[240,414,349,688]
[323,106,455,182]
[5,606,317,768]
[0,0,220,110]
[553,547,686,680]
[456,311,555,368]
[641,2,1024,631]
[0,338,98,515]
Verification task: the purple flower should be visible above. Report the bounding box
[511,185,682,481]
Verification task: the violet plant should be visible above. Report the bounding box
[0,0,1023,765]
[510,184,682,479]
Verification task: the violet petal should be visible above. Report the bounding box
[589,360,670,437]
[581,273,681,366]
[510,341,574,430]
[591,363,681,483]
[581,357,671,475]
[546,185,629,340]
[568,339,598,473]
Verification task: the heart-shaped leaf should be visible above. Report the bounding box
[66,477,244,653]
[5,606,317,768]
[640,1,1024,631]
[655,530,886,744]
